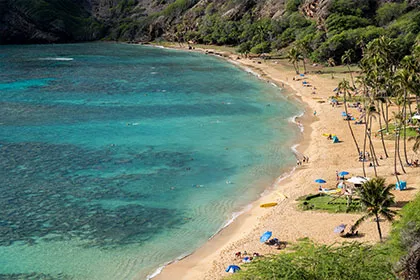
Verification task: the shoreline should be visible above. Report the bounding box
[144,43,418,280]
[144,43,314,280]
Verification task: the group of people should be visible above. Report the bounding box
[358,151,371,162]
[234,251,261,261]
[410,159,419,167]
[296,155,310,166]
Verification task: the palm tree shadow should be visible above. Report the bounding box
[341,233,365,239]
[393,200,410,208]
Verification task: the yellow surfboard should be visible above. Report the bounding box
[260,202,278,208]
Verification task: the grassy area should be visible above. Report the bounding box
[298,193,361,213]
[382,123,419,141]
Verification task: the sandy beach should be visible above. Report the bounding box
[150,44,420,280]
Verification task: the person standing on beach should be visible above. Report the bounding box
[336,171,339,181]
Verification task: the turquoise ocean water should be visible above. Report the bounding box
[0,43,301,279]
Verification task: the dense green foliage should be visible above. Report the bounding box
[389,193,420,259]
[228,240,394,280]
[175,0,420,62]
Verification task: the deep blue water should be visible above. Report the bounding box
[0,43,301,279]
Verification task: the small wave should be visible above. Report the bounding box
[217,204,252,235]
[288,111,305,132]
[147,252,191,279]
[39,57,74,61]
[150,72,158,75]
[147,264,166,279]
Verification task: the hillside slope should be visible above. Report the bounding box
[1,0,419,63]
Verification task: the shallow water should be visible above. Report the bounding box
[0,43,301,279]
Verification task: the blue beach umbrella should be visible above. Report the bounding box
[338,171,349,177]
[226,265,241,273]
[260,231,272,243]
[300,74,305,77]
[341,112,347,117]
[334,224,346,233]
[315,179,326,184]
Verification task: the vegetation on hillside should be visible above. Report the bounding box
[169,0,420,62]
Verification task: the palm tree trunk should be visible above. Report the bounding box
[380,100,389,133]
[386,98,390,131]
[394,131,400,183]
[362,113,369,177]
[293,61,299,74]
[347,64,355,88]
[416,95,420,114]
[376,101,389,158]
[344,90,361,155]
[375,213,383,242]
[302,58,307,74]
[397,131,406,173]
[368,116,378,176]
[403,89,410,165]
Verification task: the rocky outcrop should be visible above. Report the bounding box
[0,0,104,44]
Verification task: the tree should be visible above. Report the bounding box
[352,177,396,242]
[288,46,300,74]
[341,49,355,88]
[338,79,361,156]
[328,58,336,79]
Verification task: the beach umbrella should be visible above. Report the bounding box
[225,265,241,273]
[334,224,346,233]
[314,179,326,184]
[338,171,349,177]
[260,231,272,243]
[300,74,305,77]
[341,112,347,117]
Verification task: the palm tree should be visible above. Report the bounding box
[338,79,361,156]
[352,177,396,242]
[287,47,300,74]
[328,58,335,79]
[341,49,355,88]
[296,41,310,74]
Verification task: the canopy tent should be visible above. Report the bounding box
[332,136,339,143]
[346,176,369,185]
[226,265,241,273]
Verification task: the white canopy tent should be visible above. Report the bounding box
[346,176,370,185]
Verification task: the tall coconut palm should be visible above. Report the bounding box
[287,47,300,74]
[341,49,355,88]
[352,177,396,242]
[296,41,310,74]
[338,79,361,156]
[328,58,336,79]
[395,65,416,166]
